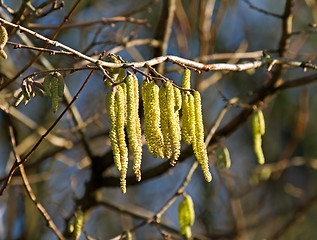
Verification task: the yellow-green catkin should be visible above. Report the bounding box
[181,69,193,145]
[159,85,172,159]
[121,82,127,125]
[142,81,164,158]
[187,93,196,148]
[0,26,8,59]
[174,87,182,111]
[50,76,59,112]
[73,210,84,239]
[178,194,195,239]
[106,88,121,172]
[252,110,265,165]
[193,91,212,182]
[126,73,142,181]
[166,82,181,166]
[115,85,128,193]
[105,55,122,84]
[182,69,191,90]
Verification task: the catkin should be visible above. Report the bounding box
[166,82,181,166]
[115,85,129,193]
[159,86,172,159]
[142,81,164,158]
[174,87,182,111]
[121,82,128,125]
[252,110,265,165]
[181,69,193,145]
[178,194,195,239]
[0,26,8,59]
[182,93,192,145]
[50,76,59,112]
[182,69,191,90]
[106,88,121,172]
[193,91,212,182]
[126,73,142,181]
[55,72,64,97]
[43,74,53,97]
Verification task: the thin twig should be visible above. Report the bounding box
[8,125,66,240]
[0,0,81,91]
[110,161,199,240]
[242,0,282,18]
[28,17,147,29]
[205,98,238,147]
[7,41,74,56]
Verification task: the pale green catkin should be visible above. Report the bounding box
[142,81,164,158]
[126,73,142,181]
[115,85,128,193]
[178,194,195,239]
[106,88,121,172]
[252,110,265,165]
[50,76,59,112]
[159,85,172,159]
[166,82,181,166]
[193,91,212,182]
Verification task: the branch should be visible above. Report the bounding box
[8,124,66,240]
[242,0,282,18]
[28,17,147,29]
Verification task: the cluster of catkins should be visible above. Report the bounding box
[106,67,212,193]
[16,72,65,112]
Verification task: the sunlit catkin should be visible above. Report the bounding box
[181,69,193,145]
[182,93,191,145]
[106,88,121,172]
[182,69,191,90]
[0,26,8,59]
[166,82,181,166]
[142,81,164,158]
[115,85,129,193]
[159,86,172,159]
[126,73,142,181]
[252,110,265,165]
[193,91,212,182]
[174,87,182,111]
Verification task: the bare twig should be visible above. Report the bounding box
[7,41,74,56]
[242,0,282,18]
[8,125,66,240]
[153,0,176,73]
[0,0,81,91]
[28,17,147,29]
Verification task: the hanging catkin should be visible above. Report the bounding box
[166,82,181,166]
[126,72,142,181]
[193,91,212,182]
[142,81,164,158]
